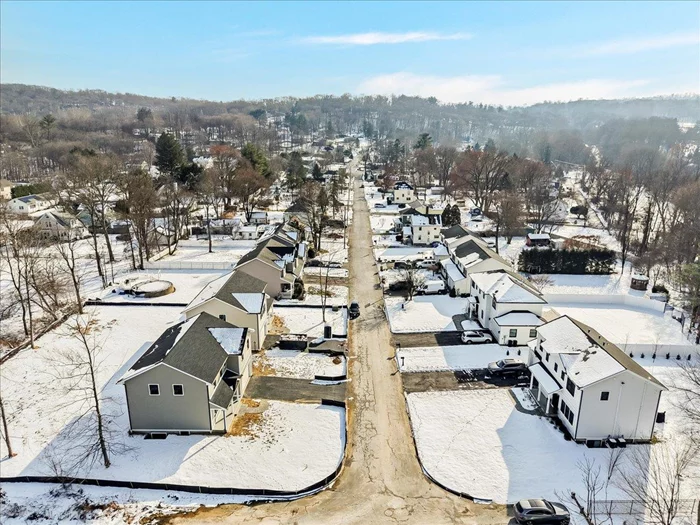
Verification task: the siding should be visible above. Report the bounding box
[236,261,284,298]
[125,365,211,432]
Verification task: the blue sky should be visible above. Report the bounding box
[1,1,698,106]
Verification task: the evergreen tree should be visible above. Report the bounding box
[155,133,185,177]
[312,163,323,181]
[241,143,271,178]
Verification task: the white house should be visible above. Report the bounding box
[6,194,51,215]
[398,200,442,245]
[34,211,87,240]
[469,270,546,345]
[388,181,415,205]
[0,179,15,200]
[528,316,665,444]
[248,211,269,225]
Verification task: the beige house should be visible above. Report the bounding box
[398,200,443,246]
[183,270,273,350]
[528,316,665,444]
[388,181,415,205]
[118,312,253,434]
[0,179,14,200]
[34,211,87,240]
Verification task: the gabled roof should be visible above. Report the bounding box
[441,224,472,240]
[494,311,544,326]
[471,271,546,304]
[186,269,268,313]
[121,312,247,384]
[39,211,79,229]
[538,315,665,389]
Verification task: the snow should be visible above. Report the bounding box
[276,285,349,307]
[232,292,264,313]
[155,238,258,264]
[471,272,544,304]
[272,307,348,338]
[257,349,346,379]
[539,315,597,354]
[528,363,563,393]
[0,306,345,491]
[547,302,694,349]
[370,214,397,233]
[374,246,437,262]
[303,267,349,278]
[406,385,699,504]
[171,315,198,349]
[511,387,538,410]
[133,280,172,293]
[397,344,526,373]
[442,259,466,283]
[493,312,543,327]
[385,296,470,333]
[99,269,229,304]
[533,267,638,296]
[208,327,246,355]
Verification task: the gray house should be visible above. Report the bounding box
[118,312,252,434]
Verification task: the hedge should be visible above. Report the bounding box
[518,247,615,275]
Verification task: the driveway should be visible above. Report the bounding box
[402,370,532,394]
[245,376,346,403]
[166,166,508,524]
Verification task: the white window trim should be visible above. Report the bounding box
[173,384,184,396]
[148,384,160,396]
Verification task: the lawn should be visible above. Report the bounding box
[397,344,526,373]
[385,295,470,333]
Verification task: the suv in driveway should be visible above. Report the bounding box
[487,359,528,376]
[460,330,494,344]
[513,499,570,524]
[349,301,360,319]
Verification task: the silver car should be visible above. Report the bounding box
[460,330,493,344]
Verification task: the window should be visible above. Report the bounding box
[545,352,550,362]
[148,384,160,396]
[600,391,609,401]
[560,400,575,424]
[529,329,537,338]
[561,371,566,380]
[219,314,226,321]
[509,329,517,337]
[173,384,184,396]
[554,363,558,372]
[566,378,575,396]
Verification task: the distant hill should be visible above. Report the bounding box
[2,83,698,123]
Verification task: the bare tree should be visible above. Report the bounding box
[450,149,511,213]
[198,169,224,254]
[51,313,127,471]
[298,181,329,251]
[614,441,697,525]
[232,159,270,222]
[492,190,523,253]
[0,391,15,458]
[674,350,700,441]
[398,267,426,302]
[55,228,86,314]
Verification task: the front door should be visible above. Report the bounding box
[549,393,560,416]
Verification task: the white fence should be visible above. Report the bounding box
[143,260,235,270]
[543,293,666,313]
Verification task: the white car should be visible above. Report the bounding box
[460,330,494,344]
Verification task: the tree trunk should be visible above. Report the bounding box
[90,218,106,287]
[101,215,115,263]
[23,262,35,348]
[0,393,14,458]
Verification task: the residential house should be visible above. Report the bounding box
[398,200,443,245]
[232,224,265,240]
[527,315,665,443]
[439,228,512,295]
[387,181,415,205]
[183,270,273,350]
[118,312,253,434]
[235,223,307,299]
[34,211,87,240]
[0,179,15,200]
[526,233,551,247]
[5,194,51,215]
[469,270,546,345]
[248,211,269,225]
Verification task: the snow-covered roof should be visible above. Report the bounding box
[231,293,264,314]
[566,346,624,387]
[208,327,246,355]
[471,272,545,304]
[538,316,594,354]
[442,259,467,283]
[527,233,551,240]
[493,312,543,327]
[529,363,562,394]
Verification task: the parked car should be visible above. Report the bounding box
[349,301,360,319]
[487,359,528,376]
[470,207,482,216]
[327,261,343,268]
[471,215,483,222]
[374,203,386,208]
[389,281,409,291]
[429,241,441,248]
[460,330,494,344]
[415,260,436,269]
[416,280,447,295]
[513,499,570,524]
[305,259,323,267]
[394,261,412,270]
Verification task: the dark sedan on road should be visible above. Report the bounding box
[349,301,360,319]
[513,499,570,524]
[487,359,528,376]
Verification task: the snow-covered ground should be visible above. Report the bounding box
[397,345,526,373]
[97,269,229,304]
[370,214,397,233]
[547,302,693,349]
[156,238,257,264]
[256,349,346,379]
[303,267,349,278]
[271,307,348,338]
[0,306,346,490]
[317,234,349,264]
[406,366,699,504]
[380,269,440,287]
[276,285,349,307]
[385,296,470,333]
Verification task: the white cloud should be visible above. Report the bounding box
[576,32,700,57]
[355,72,690,106]
[301,31,472,45]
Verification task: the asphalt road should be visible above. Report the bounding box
[166,166,510,524]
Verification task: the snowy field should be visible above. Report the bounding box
[536,267,640,297]
[0,306,345,491]
[0,306,344,490]
[276,285,349,307]
[303,267,349,278]
[97,269,229,304]
[318,234,349,264]
[548,302,693,349]
[256,349,346,379]
[156,238,257,264]
[397,345,526,373]
[271,307,348,338]
[406,367,699,504]
[385,296,470,333]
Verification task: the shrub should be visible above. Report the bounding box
[518,247,615,275]
[307,247,316,259]
[652,283,669,294]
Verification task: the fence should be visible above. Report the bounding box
[544,293,666,313]
[143,260,236,270]
[1,399,347,499]
[593,499,698,520]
